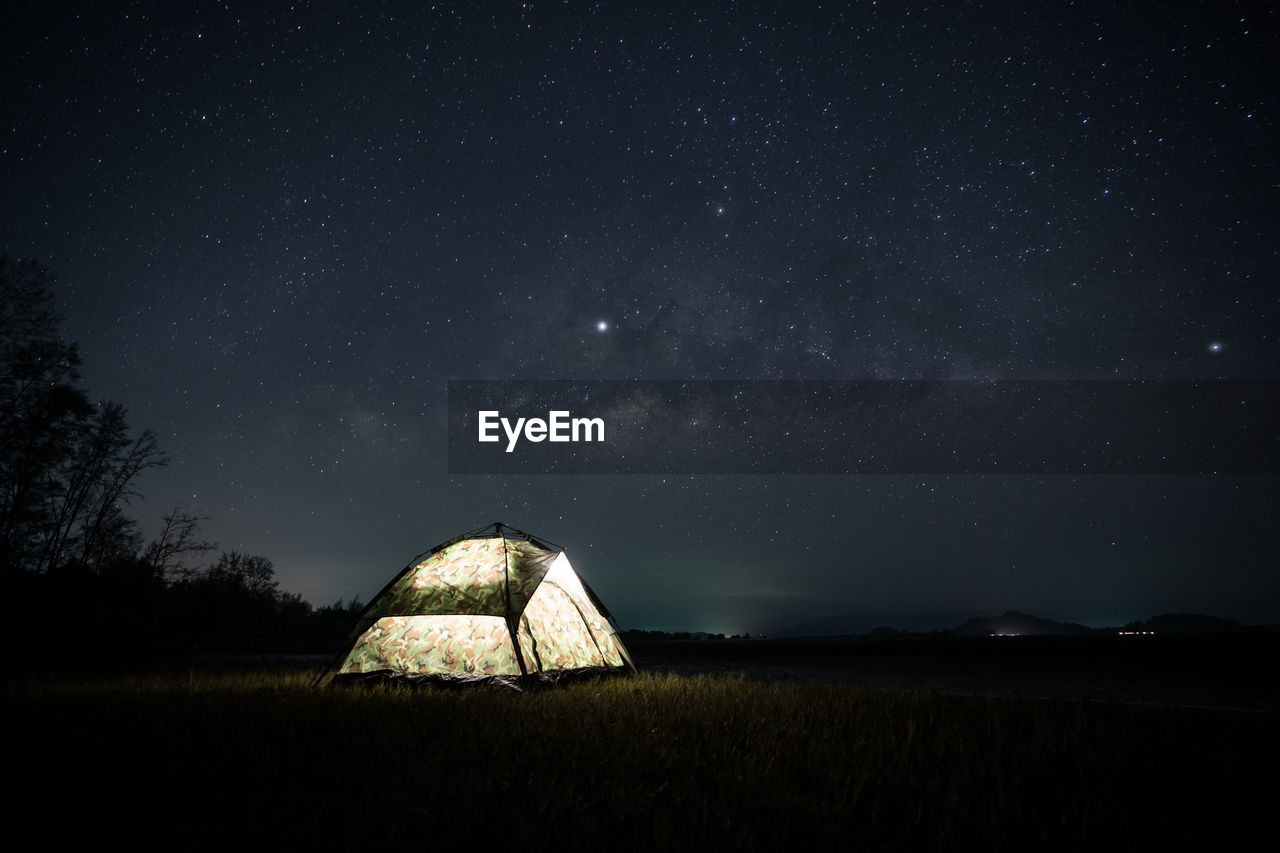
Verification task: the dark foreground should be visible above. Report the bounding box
[629,632,1280,712]
[9,650,1276,851]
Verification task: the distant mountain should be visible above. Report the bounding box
[952,611,1097,637]
[1122,613,1244,634]
[743,608,1255,639]
[773,610,997,637]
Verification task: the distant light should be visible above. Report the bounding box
[596,320,609,332]
[1208,342,1223,353]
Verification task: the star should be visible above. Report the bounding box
[596,320,610,333]
[1208,342,1223,353]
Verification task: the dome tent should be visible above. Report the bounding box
[324,522,635,687]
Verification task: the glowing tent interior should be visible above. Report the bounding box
[324,522,635,686]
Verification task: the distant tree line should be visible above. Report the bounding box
[2,256,361,656]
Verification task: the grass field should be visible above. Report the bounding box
[10,662,1274,850]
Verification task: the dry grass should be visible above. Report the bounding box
[10,663,1274,850]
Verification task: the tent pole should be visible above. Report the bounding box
[500,523,530,677]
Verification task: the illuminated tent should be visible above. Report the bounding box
[325,522,635,686]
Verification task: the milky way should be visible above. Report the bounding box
[3,2,1276,630]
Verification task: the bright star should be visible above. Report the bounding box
[596,320,609,332]
[1208,342,1223,353]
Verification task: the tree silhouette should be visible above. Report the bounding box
[145,505,216,583]
[204,551,279,601]
[0,256,166,574]
[3,259,358,652]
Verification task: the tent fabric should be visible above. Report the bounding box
[326,523,634,687]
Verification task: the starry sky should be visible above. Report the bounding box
[4,1,1277,632]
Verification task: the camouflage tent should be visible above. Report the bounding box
[325,522,635,687]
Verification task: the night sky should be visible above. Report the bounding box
[4,1,1277,632]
